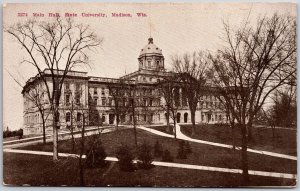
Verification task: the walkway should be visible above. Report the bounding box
[137,125,297,161]
[3,126,115,149]
[3,148,296,180]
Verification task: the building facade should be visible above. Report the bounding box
[22,37,226,135]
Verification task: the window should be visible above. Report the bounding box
[65,82,70,90]
[66,112,71,122]
[150,77,152,82]
[149,99,153,106]
[156,60,160,67]
[94,88,97,95]
[148,60,151,67]
[66,94,70,105]
[101,88,105,95]
[77,113,82,122]
[94,98,98,105]
[143,77,146,81]
[75,94,80,105]
[102,98,106,106]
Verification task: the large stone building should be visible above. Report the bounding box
[22,37,226,135]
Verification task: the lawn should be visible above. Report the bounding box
[3,153,296,187]
[180,124,297,156]
[145,125,174,135]
[19,128,297,174]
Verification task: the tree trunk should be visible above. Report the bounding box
[166,108,171,133]
[71,107,75,151]
[71,127,75,151]
[42,117,46,144]
[191,111,196,136]
[247,118,253,141]
[241,123,249,185]
[173,120,177,139]
[132,99,137,147]
[230,121,236,150]
[116,113,119,131]
[79,115,85,186]
[53,109,58,161]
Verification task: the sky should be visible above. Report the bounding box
[3,2,296,130]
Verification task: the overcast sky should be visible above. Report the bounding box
[3,2,296,130]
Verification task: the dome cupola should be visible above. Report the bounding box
[138,37,165,71]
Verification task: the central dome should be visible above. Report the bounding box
[139,37,162,58]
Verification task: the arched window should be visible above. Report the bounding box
[184,113,188,123]
[177,113,181,123]
[66,112,71,122]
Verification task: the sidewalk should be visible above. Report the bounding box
[4,148,296,180]
[138,125,297,161]
[3,126,116,149]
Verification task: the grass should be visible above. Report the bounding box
[145,125,174,135]
[180,124,297,156]
[3,153,296,187]
[19,128,297,174]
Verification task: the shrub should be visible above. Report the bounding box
[116,144,135,172]
[85,136,107,168]
[162,149,173,162]
[153,140,163,157]
[137,142,154,169]
[177,140,187,159]
[18,129,23,139]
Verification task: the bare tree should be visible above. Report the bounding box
[107,79,128,130]
[172,51,209,135]
[210,13,296,184]
[5,18,103,160]
[6,69,50,144]
[126,82,138,147]
[159,76,180,137]
[26,85,50,144]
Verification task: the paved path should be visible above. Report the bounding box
[138,125,297,161]
[3,148,296,180]
[3,127,114,149]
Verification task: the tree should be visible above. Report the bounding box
[172,51,209,135]
[5,18,103,160]
[270,88,297,128]
[159,75,180,137]
[6,69,50,144]
[107,79,129,130]
[27,86,50,144]
[126,82,138,147]
[210,13,296,184]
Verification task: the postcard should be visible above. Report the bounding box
[3,2,297,187]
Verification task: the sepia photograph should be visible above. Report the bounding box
[2,2,297,187]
